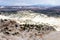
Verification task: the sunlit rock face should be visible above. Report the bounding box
[0,10,59,40]
[0,18,56,40]
[4,10,60,31]
[0,18,56,34]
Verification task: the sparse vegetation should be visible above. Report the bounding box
[0,10,59,40]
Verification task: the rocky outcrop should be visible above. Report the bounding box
[0,19,56,35]
[0,11,58,40]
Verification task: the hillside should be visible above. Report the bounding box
[0,10,60,40]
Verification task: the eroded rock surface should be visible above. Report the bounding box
[0,19,56,40]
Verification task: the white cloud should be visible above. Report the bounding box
[0,0,60,6]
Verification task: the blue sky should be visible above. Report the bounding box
[0,0,60,6]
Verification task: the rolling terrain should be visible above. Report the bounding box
[0,5,60,40]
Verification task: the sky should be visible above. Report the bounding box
[0,0,60,6]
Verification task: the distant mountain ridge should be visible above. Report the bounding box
[0,5,60,17]
[0,5,53,12]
